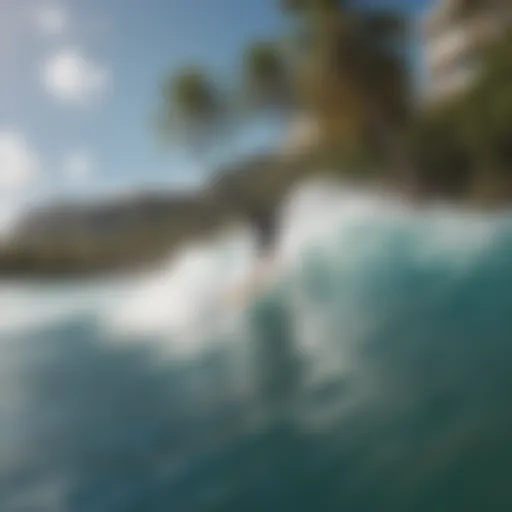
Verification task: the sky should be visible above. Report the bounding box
[0,0,432,222]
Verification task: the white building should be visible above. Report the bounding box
[422,0,512,104]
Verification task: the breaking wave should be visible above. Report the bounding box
[2,179,512,511]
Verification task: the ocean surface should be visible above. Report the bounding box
[2,180,512,511]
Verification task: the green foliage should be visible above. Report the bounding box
[281,0,343,14]
[289,4,409,164]
[410,30,512,199]
[460,29,512,173]
[157,67,226,150]
[0,198,232,277]
[171,69,219,119]
[451,0,495,19]
[360,11,408,43]
[156,1,409,162]
[409,101,472,196]
[243,41,290,109]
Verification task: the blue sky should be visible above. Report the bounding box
[0,0,432,219]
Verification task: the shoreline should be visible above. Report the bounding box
[1,179,512,281]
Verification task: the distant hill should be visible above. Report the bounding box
[0,152,313,277]
[0,188,231,276]
[12,191,219,245]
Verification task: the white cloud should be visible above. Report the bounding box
[33,6,67,36]
[0,132,40,190]
[62,150,93,180]
[42,48,110,103]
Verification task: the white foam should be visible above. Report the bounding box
[106,229,258,344]
[0,285,93,336]
[104,178,504,350]
[0,178,503,354]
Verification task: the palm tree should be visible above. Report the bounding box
[460,29,512,174]
[156,67,225,152]
[243,41,291,112]
[281,0,341,14]
[351,11,411,165]
[451,0,498,18]
[157,0,410,157]
[284,1,410,169]
[157,0,410,171]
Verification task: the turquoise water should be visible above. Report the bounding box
[2,185,512,511]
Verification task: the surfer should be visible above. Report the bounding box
[231,204,277,301]
[248,207,278,258]
[214,178,278,258]
[217,187,279,304]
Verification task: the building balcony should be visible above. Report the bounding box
[427,14,503,73]
[427,25,469,68]
[425,65,477,104]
